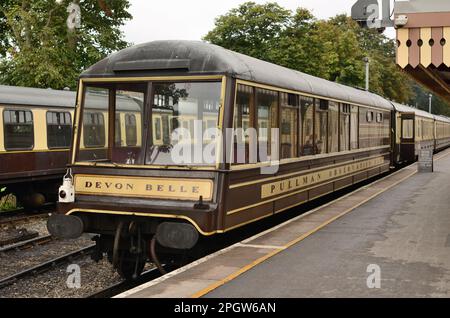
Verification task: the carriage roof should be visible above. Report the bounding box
[390,101,435,119]
[0,85,76,108]
[81,40,394,111]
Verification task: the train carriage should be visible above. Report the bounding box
[0,85,147,207]
[391,102,436,163]
[0,85,76,206]
[434,115,450,150]
[391,102,450,162]
[47,40,450,279]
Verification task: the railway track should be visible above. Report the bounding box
[0,244,95,289]
[0,213,48,228]
[0,204,53,247]
[0,235,53,254]
[0,202,55,220]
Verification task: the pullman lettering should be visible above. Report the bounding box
[261,157,385,199]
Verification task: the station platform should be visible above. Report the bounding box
[117,148,450,298]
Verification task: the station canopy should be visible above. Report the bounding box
[395,0,450,103]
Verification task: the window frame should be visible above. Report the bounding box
[300,96,315,156]
[401,118,414,140]
[280,92,300,159]
[3,108,35,151]
[125,113,138,147]
[46,110,72,149]
[350,105,359,150]
[114,114,122,147]
[327,101,339,153]
[339,103,351,152]
[376,113,383,123]
[83,111,106,148]
[314,98,328,155]
[366,111,374,123]
[255,87,279,162]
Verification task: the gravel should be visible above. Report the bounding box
[0,218,96,279]
[22,219,49,236]
[0,217,155,298]
[0,216,123,298]
[0,256,123,298]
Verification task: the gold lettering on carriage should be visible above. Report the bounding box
[261,157,385,199]
[74,175,213,201]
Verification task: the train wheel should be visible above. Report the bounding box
[112,221,147,280]
[117,249,146,280]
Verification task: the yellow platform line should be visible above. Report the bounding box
[191,150,450,298]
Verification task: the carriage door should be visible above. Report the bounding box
[400,113,415,162]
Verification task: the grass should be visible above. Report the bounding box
[0,190,17,212]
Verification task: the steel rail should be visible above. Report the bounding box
[0,244,95,289]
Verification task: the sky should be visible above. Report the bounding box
[121,0,396,45]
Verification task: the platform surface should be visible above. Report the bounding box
[118,149,450,298]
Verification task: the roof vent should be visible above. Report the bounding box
[113,59,190,72]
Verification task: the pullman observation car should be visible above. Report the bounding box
[47,41,450,279]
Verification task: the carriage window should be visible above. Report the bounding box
[301,96,314,155]
[328,102,339,153]
[256,88,278,162]
[78,82,220,166]
[359,107,370,149]
[376,113,383,123]
[402,119,414,139]
[47,111,72,149]
[115,115,122,146]
[350,106,358,149]
[382,112,390,146]
[366,111,374,122]
[147,81,221,166]
[233,84,254,164]
[83,112,105,147]
[315,99,328,155]
[280,93,299,159]
[125,114,137,146]
[78,86,109,161]
[114,87,145,164]
[340,104,350,151]
[154,117,162,141]
[3,110,34,150]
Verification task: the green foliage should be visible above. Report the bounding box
[0,194,16,212]
[204,2,291,62]
[409,84,450,116]
[0,0,132,90]
[204,2,449,114]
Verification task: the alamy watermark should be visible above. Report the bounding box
[56,1,82,31]
[66,264,81,289]
[352,0,395,29]
[160,122,280,174]
[366,264,381,289]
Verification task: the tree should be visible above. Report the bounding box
[410,84,450,116]
[273,8,337,80]
[203,2,291,62]
[0,0,132,90]
[203,2,421,106]
[327,15,414,103]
